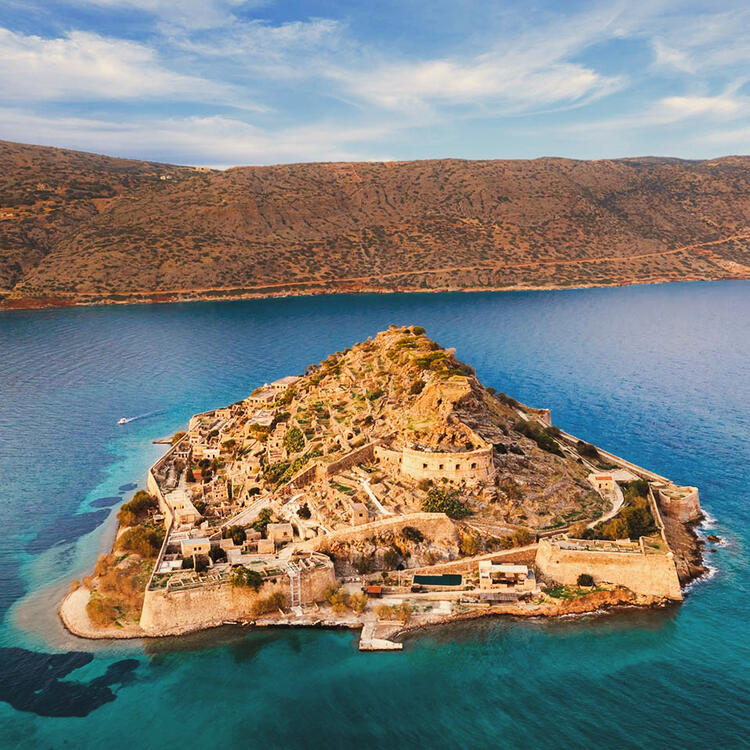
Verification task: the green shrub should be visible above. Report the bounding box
[382,548,400,569]
[223,525,246,545]
[117,490,158,527]
[253,508,273,537]
[115,525,163,557]
[283,426,305,454]
[514,419,563,456]
[253,591,286,615]
[512,528,535,546]
[194,554,210,573]
[409,379,425,395]
[422,486,471,519]
[401,526,424,543]
[577,573,595,587]
[576,440,600,459]
[353,555,373,574]
[230,566,264,591]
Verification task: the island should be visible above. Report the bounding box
[61,326,707,648]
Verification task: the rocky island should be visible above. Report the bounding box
[61,326,707,647]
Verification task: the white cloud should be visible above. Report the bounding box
[332,56,621,114]
[75,0,259,31]
[0,108,393,166]
[658,95,743,119]
[703,126,750,145]
[652,39,695,73]
[172,17,346,78]
[0,27,263,108]
[647,8,750,73]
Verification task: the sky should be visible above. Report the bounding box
[0,0,748,166]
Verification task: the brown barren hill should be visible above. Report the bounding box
[0,140,748,308]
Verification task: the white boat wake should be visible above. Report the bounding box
[117,410,164,426]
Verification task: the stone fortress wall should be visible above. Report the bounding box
[311,512,458,547]
[374,444,495,483]
[140,562,335,635]
[535,538,683,600]
[654,485,702,523]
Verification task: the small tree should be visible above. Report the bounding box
[459,534,480,556]
[353,555,373,575]
[230,566,264,591]
[349,593,368,614]
[577,573,595,587]
[253,508,273,537]
[402,526,424,543]
[194,554,210,573]
[422,486,471,519]
[297,503,311,519]
[382,548,400,570]
[397,602,413,624]
[223,525,247,545]
[209,546,227,563]
[376,604,394,620]
[283,426,305,454]
[512,528,534,547]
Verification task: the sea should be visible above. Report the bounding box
[0,281,748,749]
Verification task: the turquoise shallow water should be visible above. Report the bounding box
[0,282,748,748]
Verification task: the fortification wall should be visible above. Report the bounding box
[535,539,682,600]
[285,440,380,490]
[656,486,701,523]
[326,442,377,476]
[407,546,537,576]
[140,563,334,634]
[140,580,288,633]
[374,445,495,483]
[286,461,324,489]
[314,512,458,546]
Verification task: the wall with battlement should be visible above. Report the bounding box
[140,562,334,634]
[535,538,682,600]
[313,512,458,547]
[655,485,701,523]
[374,445,495,483]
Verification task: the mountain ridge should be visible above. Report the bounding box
[1,139,748,308]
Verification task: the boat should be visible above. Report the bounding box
[117,417,129,425]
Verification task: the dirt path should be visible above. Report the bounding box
[40,231,750,299]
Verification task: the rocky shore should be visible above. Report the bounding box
[60,580,677,646]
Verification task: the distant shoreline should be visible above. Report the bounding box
[3,275,747,312]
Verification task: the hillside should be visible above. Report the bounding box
[1,140,748,307]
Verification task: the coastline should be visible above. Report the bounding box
[58,582,679,643]
[2,274,748,312]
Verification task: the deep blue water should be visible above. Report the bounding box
[0,282,748,749]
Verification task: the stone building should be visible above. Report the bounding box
[374,442,495,484]
[350,501,369,525]
[267,523,294,544]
